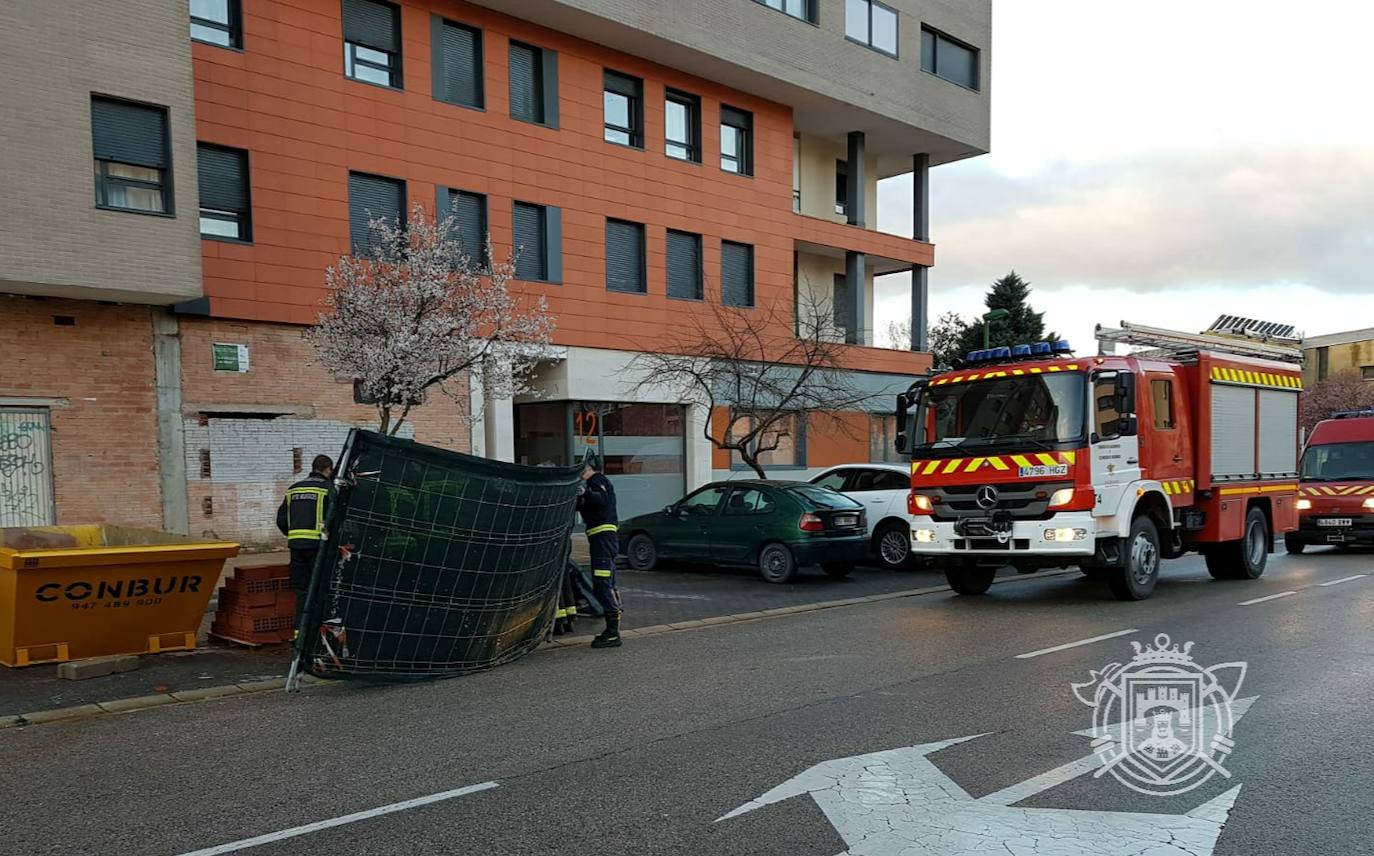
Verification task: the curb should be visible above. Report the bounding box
[3,569,1078,728]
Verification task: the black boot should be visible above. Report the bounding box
[591,618,622,649]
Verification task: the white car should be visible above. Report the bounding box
[809,464,914,570]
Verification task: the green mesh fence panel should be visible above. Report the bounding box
[294,429,583,681]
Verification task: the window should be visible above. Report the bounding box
[432,18,482,109]
[921,26,979,90]
[190,0,241,48]
[91,97,171,215]
[1151,380,1175,429]
[509,41,558,127]
[1094,375,1125,441]
[441,187,487,265]
[679,485,728,516]
[197,144,250,241]
[666,230,702,300]
[514,201,561,282]
[720,106,753,175]
[1317,346,1330,381]
[814,471,848,491]
[1363,366,1374,381]
[730,412,806,469]
[835,159,848,215]
[846,0,898,57]
[343,0,402,88]
[603,70,643,148]
[869,415,902,463]
[665,89,701,162]
[606,219,646,293]
[721,241,754,308]
[348,172,405,257]
[752,0,816,24]
[725,487,776,516]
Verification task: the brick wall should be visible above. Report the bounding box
[177,315,470,548]
[0,295,162,528]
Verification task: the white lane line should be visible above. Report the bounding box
[1238,591,1297,606]
[1319,574,1368,587]
[175,781,498,856]
[1015,628,1140,660]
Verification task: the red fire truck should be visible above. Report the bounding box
[894,321,1304,601]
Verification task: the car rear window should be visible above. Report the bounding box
[787,485,862,509]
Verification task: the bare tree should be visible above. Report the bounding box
[306,204,554,436]
[1300,370,1374,432]
[630,294,878,479]
[888,311,970,368]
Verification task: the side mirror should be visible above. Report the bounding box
[1114,372,1137,415]
[665,505,678,516]
[1118,414,1138,437]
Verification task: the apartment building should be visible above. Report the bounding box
[1303,327,1374,388]
[0,0,990,543]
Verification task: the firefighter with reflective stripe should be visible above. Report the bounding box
[577,455,622,648]
[275,454,336,635]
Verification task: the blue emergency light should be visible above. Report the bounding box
[1052,339,1073,354]
[1031,342,1053,356]
[1012,344,1031,358]
[991,346,1012,360]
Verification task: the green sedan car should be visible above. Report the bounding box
[618,480,869,583]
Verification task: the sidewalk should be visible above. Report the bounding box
[1,535,929,717]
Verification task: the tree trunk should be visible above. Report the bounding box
[378,407,391,436]
[741,451,768,480]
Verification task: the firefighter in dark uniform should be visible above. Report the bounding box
[577,455,622,649]
[275,454,336,636]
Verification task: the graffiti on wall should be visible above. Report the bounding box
[0,410,55,527]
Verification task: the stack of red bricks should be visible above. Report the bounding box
[210,565,296,646]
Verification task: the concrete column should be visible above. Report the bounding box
[684,403,714,491]
[845,250,866,346]
[483,394,515,462]
[912,153,930,242]
[467,375,487,458]
[911,265,929,353]
[846,131,866,228]
[152,310,189,534]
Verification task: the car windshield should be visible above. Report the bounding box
[912,372,1086,452]
[1300,442,1374,481]
[786,485,862,510]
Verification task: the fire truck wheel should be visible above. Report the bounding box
[945,561,996,595]
[1108,516,1160,601]
[1283,533,1306,555]
[1206,507,1269,580]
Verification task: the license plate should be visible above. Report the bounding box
[834,514,859,527]
[1019,464,1069,478]
[1317,518,1353,527]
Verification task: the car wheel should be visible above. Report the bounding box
[945,559,996,595]
[1207,507,1269,580]
[822,562,855,578]
[1283,533,1306,555]
[1108,516,1161,600]
[757,543,797,584]
[873,521,912,570]
[626,533,658,571]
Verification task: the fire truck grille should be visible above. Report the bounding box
[929,482,1072,522]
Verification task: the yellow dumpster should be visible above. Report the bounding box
[0,525,239,666]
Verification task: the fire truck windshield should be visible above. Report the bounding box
[912,372,1086,454]
[1300,442,1374,481]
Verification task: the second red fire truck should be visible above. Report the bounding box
[895,321,1304,601]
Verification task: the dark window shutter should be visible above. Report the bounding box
[606,220,644,293]
[91,98,168,168]
[449,190,486,262]
[437,20,481,107]
[666,230,701,300]
[197,146,247,211]
[349,173,404,256]
[343,0,399,52]
[513,202,546,280]
[509,42,541,123]
[721,106,750,131]
[721,241,754,307]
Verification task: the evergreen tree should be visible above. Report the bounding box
[956,271,1057,356]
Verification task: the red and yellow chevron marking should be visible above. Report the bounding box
[911,451,1076,478]
[1218,484,1299,496]
[1161,479,1195,496]
[1209,366,1303,390]
[1301,484,1374,496]
[931,364,1081,386]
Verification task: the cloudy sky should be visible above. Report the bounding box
[874,0,1374,350]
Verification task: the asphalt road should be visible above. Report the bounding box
[2,548,1370,856]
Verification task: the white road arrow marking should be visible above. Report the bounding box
[719,699,1257,856]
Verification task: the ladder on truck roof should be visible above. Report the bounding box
[1094,320,1303,365]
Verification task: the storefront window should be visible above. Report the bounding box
[729,412,806,469]
[869,413,902,463]
[514,402,569,467]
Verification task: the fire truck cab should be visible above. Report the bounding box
[1287,410,1374,552]
[895,322,1304,601]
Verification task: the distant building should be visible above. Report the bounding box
[1302,328,1374,387]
